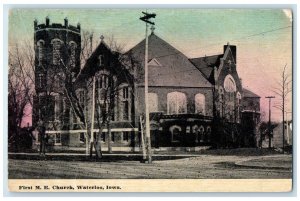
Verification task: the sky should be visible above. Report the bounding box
[8,8,293,125]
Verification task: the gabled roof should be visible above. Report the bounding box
[126,33,212,88]
[76,41,133,86]
[189,54,223,84]
[243,88,260,98]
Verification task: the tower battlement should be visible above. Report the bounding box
[34,17,80,33]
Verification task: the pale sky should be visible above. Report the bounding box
[8,9,293,124]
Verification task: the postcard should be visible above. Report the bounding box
[7,8,293,192]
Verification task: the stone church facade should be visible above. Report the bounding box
[32,18,261,151]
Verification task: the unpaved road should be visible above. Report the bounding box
[8,154,292,179]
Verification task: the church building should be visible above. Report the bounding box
[32,18,260,151]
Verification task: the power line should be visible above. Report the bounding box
[153,25,292,60]
[142,25,292,78]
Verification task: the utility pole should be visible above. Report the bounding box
[90,34,95,155]
[265,96,275,149]
[139,11,156,163]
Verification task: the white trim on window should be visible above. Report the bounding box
[169,125,181,142]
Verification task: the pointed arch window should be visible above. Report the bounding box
[119,84,130,120]
[224,74,237,92]
[37,40,45,65]
[51,39,63,65]
[195,93,205,114]
[69,41,77,68]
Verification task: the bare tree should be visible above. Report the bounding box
[8,30,136,159]
[91,37,133,156]
[272,64,292,153]
[8,44,35,150]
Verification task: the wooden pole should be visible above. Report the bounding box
[265,96,275,149]
[144,22,152,163]
[140,116,147,160]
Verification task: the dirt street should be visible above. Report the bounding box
[8,154,292,179]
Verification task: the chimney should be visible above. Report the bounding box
[34,19,38,29]
[77,23,81,30]
[224,43,236,63]
[46,16,50,26]
[64,17,68,28]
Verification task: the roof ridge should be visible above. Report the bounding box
[243,88,260,98]
[190,54,223,60]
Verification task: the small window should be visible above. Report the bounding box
[169,125,181,142]
[101,133,106,142]
[99,55,104,66]
[80,133,85,143]
[123,132,129,142]
[192,125,199,143]
[37,40,45,65]
[69,41,77,68]
[111,132,115,142]
[123,87,129,100]
[123,101,129,120]
[199,126,205,142]
[206,126,211,142]
[55,133,61,144]
[98,74,109,89]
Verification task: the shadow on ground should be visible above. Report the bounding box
[8,154,189,162]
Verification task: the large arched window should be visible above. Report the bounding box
[51,39,64,65]
[167,92,187,114]
[195,93,205,114]
[224,74,237,92]
[148,93,158,113]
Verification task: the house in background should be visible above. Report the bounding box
[240,88,261,147]
[32,18,261,151]
[273,120,292,148]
